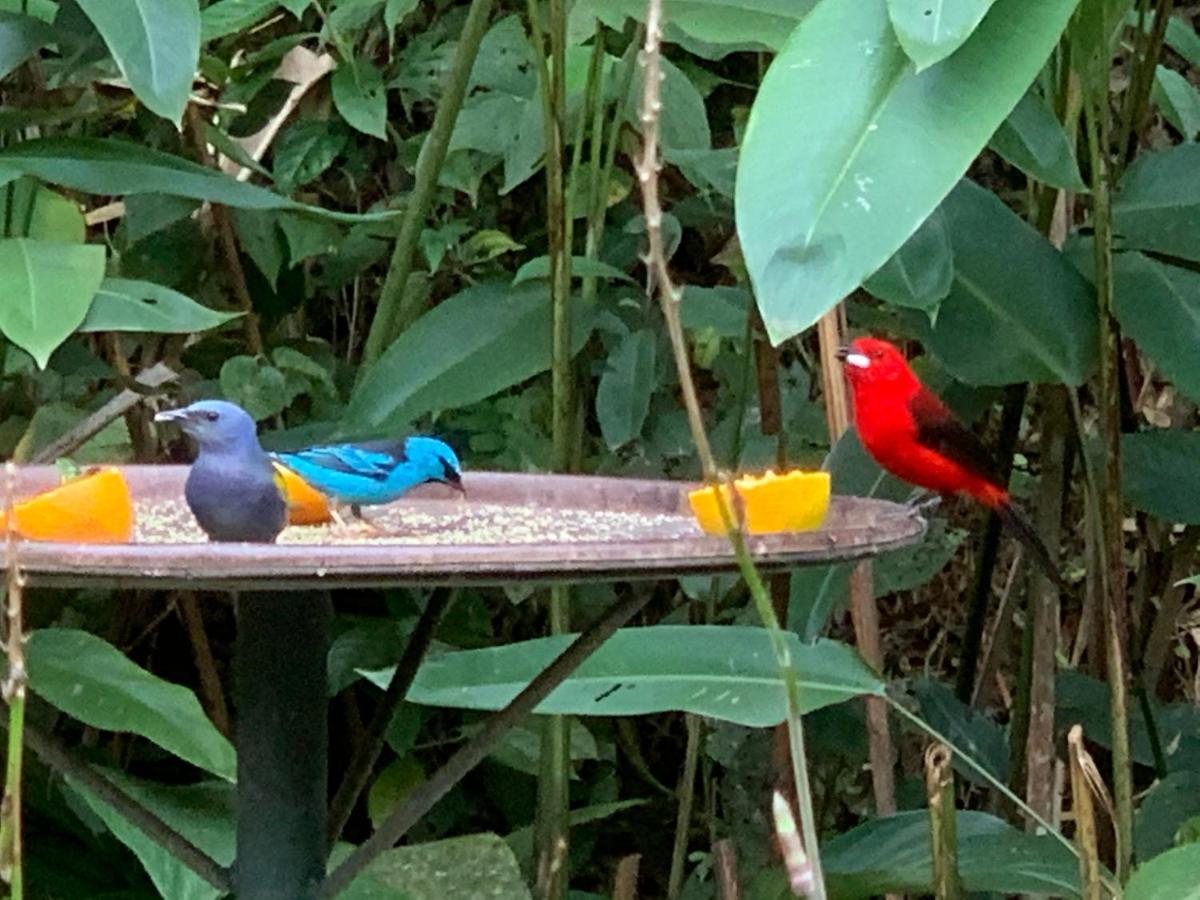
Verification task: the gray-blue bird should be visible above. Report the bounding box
[155,400,288,543]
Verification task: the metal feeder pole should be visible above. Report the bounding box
[234,591,332,899]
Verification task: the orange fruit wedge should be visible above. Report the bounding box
[0,467,133,543]
[274,463,332,525]
[688,470,831,535]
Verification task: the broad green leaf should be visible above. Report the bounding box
[273,120,350,192]
[681,285,750,338]
[0,11,54,79]
[0,137,391,222]
[596,328,657,449]
[334,833,532,900]
[278,212,340,265]
[1111,253,1200,403]
[368,627,884,728]
[26,628,236,781]
[886,0,997,71]
[231,207,287,288]
[70,774,234,900]
[13,401,131,464]
[512,255,634,285]
[81,278,242,334]
[0,177,86,243]
[863,207,954,313]
[0,238,104,368]
[1122,431,1200,524]
[220,355,298,421]
[735,0,1079,345]
[874,518,966,594]
[925,179,1097,385]
[1166,15,1200,69]
[1135,772,1200,861]
[820,810,1081,897]
[1113,143,1200,264]
[576,0,813,59]
[76,0,200,124]
[1124,844,1200,900]
[913,677,1008,785]
[459,229,524,266]
[332,56,387,140]
[1153,66,1200,141]
[384,0,418,33]
[123,193,201,244]
[989,91,1088,191]
[201,0,280,41]
[346,281,594,432]
[626,56,711,151]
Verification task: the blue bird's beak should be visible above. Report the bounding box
[446,470,466,496]
[154,408,193,424]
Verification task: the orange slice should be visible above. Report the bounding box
[688,470,831,535]
[0,467,133,543]
[274,463,332,525]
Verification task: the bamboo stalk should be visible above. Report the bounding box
[1067,726,1103,900]
[924,744,961,900]
[0,464,25,898]
[612,853,640,900]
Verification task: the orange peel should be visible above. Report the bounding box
[688,470,831,535]
[0,467,133,543]
[275,463,333,526]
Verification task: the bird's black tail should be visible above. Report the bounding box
[994,500,1068,592]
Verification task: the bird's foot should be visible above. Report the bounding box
[328,505,384,538]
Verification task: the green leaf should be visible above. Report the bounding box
[913,677,1008,785]
[1122,431,1200,524]
[1124,844,1200,900]
[273,119,350,192]
[1135,772,1200,861]
[925,179,1097,385]
[1153,66,1200,141]
[368,627,884,728]
[821,810,1081,897]
[201,0,280,42]
[512,255,634,285]
[0,238,105,368]
[278,212,341,265]
[863,207,954,313]
[626,56,711,151]
[989,90,1088,191]
[1165,15,1200,69]
[81,278,242,334]
[0,11,54,79]
[0,177,86,243]
[886,0,997,71]
[334,833,532,900]
[681,285,750,338]
[76,0,200,124]
[70,774,234,900]
[26,628,236,781]
[123,193,201,244]
[596,328,657,449]
[1111,252,1200,403]
[346,281,594,432]
[1113,143,1200,264]
[735,0,1079,344]
[220,355,298,420]
[384,0,418,33]
[458,229,524,266]
[332,55,387,140]
[231,207,286,288]
[0,137,391,222]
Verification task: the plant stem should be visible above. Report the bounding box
[359,0,496,370]
[924,744,961,900]
[0,464,25,898]
[1067,726,1103,900]
[667,713,700,898]
[1085,85,1133,882]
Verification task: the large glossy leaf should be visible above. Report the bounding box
[0,238,105,368]
[346,281,594,432]
[0,11,53,79]
[820,810,1081,897]
[76,0,200,124]
[27,628,236,781]
[1153,66,1200,141]
[332,56,387,140]
[201,0,280,42]
[335,833,532,900]
[989,91,1088,191]
[886,0,997,71]
[862,207,954,313]
[1122,431,1200,524]
[70,774,234,900]
[368,627,884,728]
[1124,844,1200,900]
[596,328,657,449]
[80,278,242,334]
[925,179,1096,385]
[0,138,389,222]
[735,0,1079,345]
[0,177,86,243]
[1135,771,1200,861]
[1111,252,1200,403]
[1113,143,1200,264]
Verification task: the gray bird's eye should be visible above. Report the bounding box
[204,411,220,422]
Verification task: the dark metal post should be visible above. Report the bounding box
[235,591,332,899]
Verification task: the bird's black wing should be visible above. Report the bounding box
[908,387,1001,484]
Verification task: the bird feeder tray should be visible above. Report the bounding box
[3,465,924,590]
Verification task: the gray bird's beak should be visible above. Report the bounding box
[155,408,195,424]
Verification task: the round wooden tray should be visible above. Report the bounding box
[4,466,926,589]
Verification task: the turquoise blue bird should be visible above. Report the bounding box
[154,400,288,543]
[272,436,464,526]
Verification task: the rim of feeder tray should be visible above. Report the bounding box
[1,465,927,590]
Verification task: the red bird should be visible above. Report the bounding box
[837,337,1065,588]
